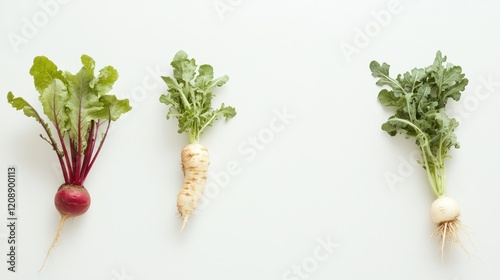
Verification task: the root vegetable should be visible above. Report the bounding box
[430,196,460,225]
[178,144,209,230]
[160,50,236,231]
[54,184,91,217]
[7,55,131,268]
[371,51,469,257]
[43,184,92,268]
[430,196,464,257]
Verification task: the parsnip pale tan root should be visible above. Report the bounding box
[177,143,209,231]
[40,214,68,271]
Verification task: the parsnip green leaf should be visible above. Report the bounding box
[160,50,236,143]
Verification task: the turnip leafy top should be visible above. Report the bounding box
[371,51,468,196]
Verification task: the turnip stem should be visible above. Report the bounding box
[188,132,198,145]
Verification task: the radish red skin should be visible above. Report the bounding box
[7,55,132,269]
[54,184,91,217]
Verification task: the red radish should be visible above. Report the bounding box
[7,55,131,268]
[54,184,91,216]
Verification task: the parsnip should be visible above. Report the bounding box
[178,143,209,230]
[160,50,236,231]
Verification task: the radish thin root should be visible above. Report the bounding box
[40,214,68,271]
[432,219,469,260]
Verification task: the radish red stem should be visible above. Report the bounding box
[85,116,111,179]
[56,147,69,183]
[33,108,70,183]
[52,103,72,184]
[55,132,71,183]
[79,121,96,183]
[75,112,83,186]
[81,120,98,181]
[74,88,86,185]
[70,139,77,183]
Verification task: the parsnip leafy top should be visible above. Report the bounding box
[160,50,236,144]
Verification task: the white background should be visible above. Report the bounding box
[1,0,499,279]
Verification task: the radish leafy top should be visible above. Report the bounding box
[371,51,468,197]
[159,50,236,144]
[7,55,131,186]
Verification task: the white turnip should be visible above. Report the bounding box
[372,51,469,257]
